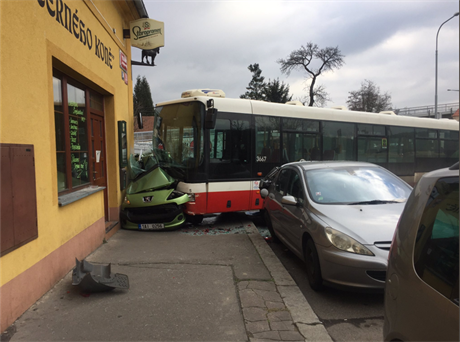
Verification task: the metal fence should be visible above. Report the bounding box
[133,131,153,155]
[395,102,459,118]
[134,131,153,142]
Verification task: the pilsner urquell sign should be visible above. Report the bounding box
[130,19,164,50]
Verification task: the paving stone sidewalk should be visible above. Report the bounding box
[3,216,332,342]
[239,280,304,341]
[243,224,332,342]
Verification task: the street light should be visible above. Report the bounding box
[435,12,459,119]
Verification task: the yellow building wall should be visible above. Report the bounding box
[0,0,137,288]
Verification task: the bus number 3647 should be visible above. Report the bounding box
[257,156,267,162]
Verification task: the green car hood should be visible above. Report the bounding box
[126,167,175,195]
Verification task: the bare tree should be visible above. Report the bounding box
[299,84,331,107]
[277,42,345,106]
[347,80,392,113]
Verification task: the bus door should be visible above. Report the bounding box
[208,114,252,212]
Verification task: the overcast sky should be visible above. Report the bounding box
[132,0,459,110]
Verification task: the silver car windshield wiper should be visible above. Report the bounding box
[348,199,403,205]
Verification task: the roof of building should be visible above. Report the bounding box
[132,0,149,18]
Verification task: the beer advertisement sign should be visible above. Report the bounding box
[130,19,164,50]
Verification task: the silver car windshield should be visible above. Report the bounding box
[305,167,412,205]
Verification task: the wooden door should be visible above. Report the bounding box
[91,113,108,220]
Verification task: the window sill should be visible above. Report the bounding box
[58,186,105,207]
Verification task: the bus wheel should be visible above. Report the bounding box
[186,214,203,225]
[264,210,279,243]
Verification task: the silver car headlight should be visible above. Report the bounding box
[325,227,374,256]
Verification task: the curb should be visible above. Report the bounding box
[245,222,333,342]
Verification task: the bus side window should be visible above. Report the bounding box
[210,129,224,159]
[210,119,230,161]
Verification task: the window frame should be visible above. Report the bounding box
[53,69,102,195]
[413,176,459,305]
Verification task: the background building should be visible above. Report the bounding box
[0,0,148,331]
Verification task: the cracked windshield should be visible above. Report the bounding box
[129,101,204,181]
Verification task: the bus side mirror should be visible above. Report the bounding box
[205,108,217,129]
[155,116,162,129]
[137,113,143,129]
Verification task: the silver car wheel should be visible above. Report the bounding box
[304,238,323,291]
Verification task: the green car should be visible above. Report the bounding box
[120,153,189,231]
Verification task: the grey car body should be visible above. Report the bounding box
[383,163,459,341]
[260,161,412,290]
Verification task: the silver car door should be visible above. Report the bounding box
[280,169,307,255]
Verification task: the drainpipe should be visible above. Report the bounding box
[133,0,149,18]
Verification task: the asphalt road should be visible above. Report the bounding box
[249,213,385,342]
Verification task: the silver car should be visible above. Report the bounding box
[260,161,412,290]
[383,163,459,341]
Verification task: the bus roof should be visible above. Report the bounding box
[156,95,459,131]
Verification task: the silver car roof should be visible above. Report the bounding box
[283,160,380,171]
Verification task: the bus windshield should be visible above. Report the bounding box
[153,101,205,179]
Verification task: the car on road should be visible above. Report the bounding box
[383,163,459,342]
[260,161,412,290]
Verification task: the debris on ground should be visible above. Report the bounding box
[72,259,129,293]
[179,223,272,239]
[179,226,248,236]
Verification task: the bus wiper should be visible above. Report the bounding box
[348,199,403,205]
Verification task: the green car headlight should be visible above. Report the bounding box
[325,227,374,256]
[167,190,186,200]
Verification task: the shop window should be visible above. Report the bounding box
[53,71,100,194]
[90,92,104,111]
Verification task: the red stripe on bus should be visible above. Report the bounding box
[185,190,263,215]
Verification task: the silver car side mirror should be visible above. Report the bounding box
[260,188,269,199]
[281,195,297,206]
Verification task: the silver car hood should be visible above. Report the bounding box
[311,202,406,245]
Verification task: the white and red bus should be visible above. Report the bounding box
[153,89,459,223]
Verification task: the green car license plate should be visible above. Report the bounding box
[138,223,165,230]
